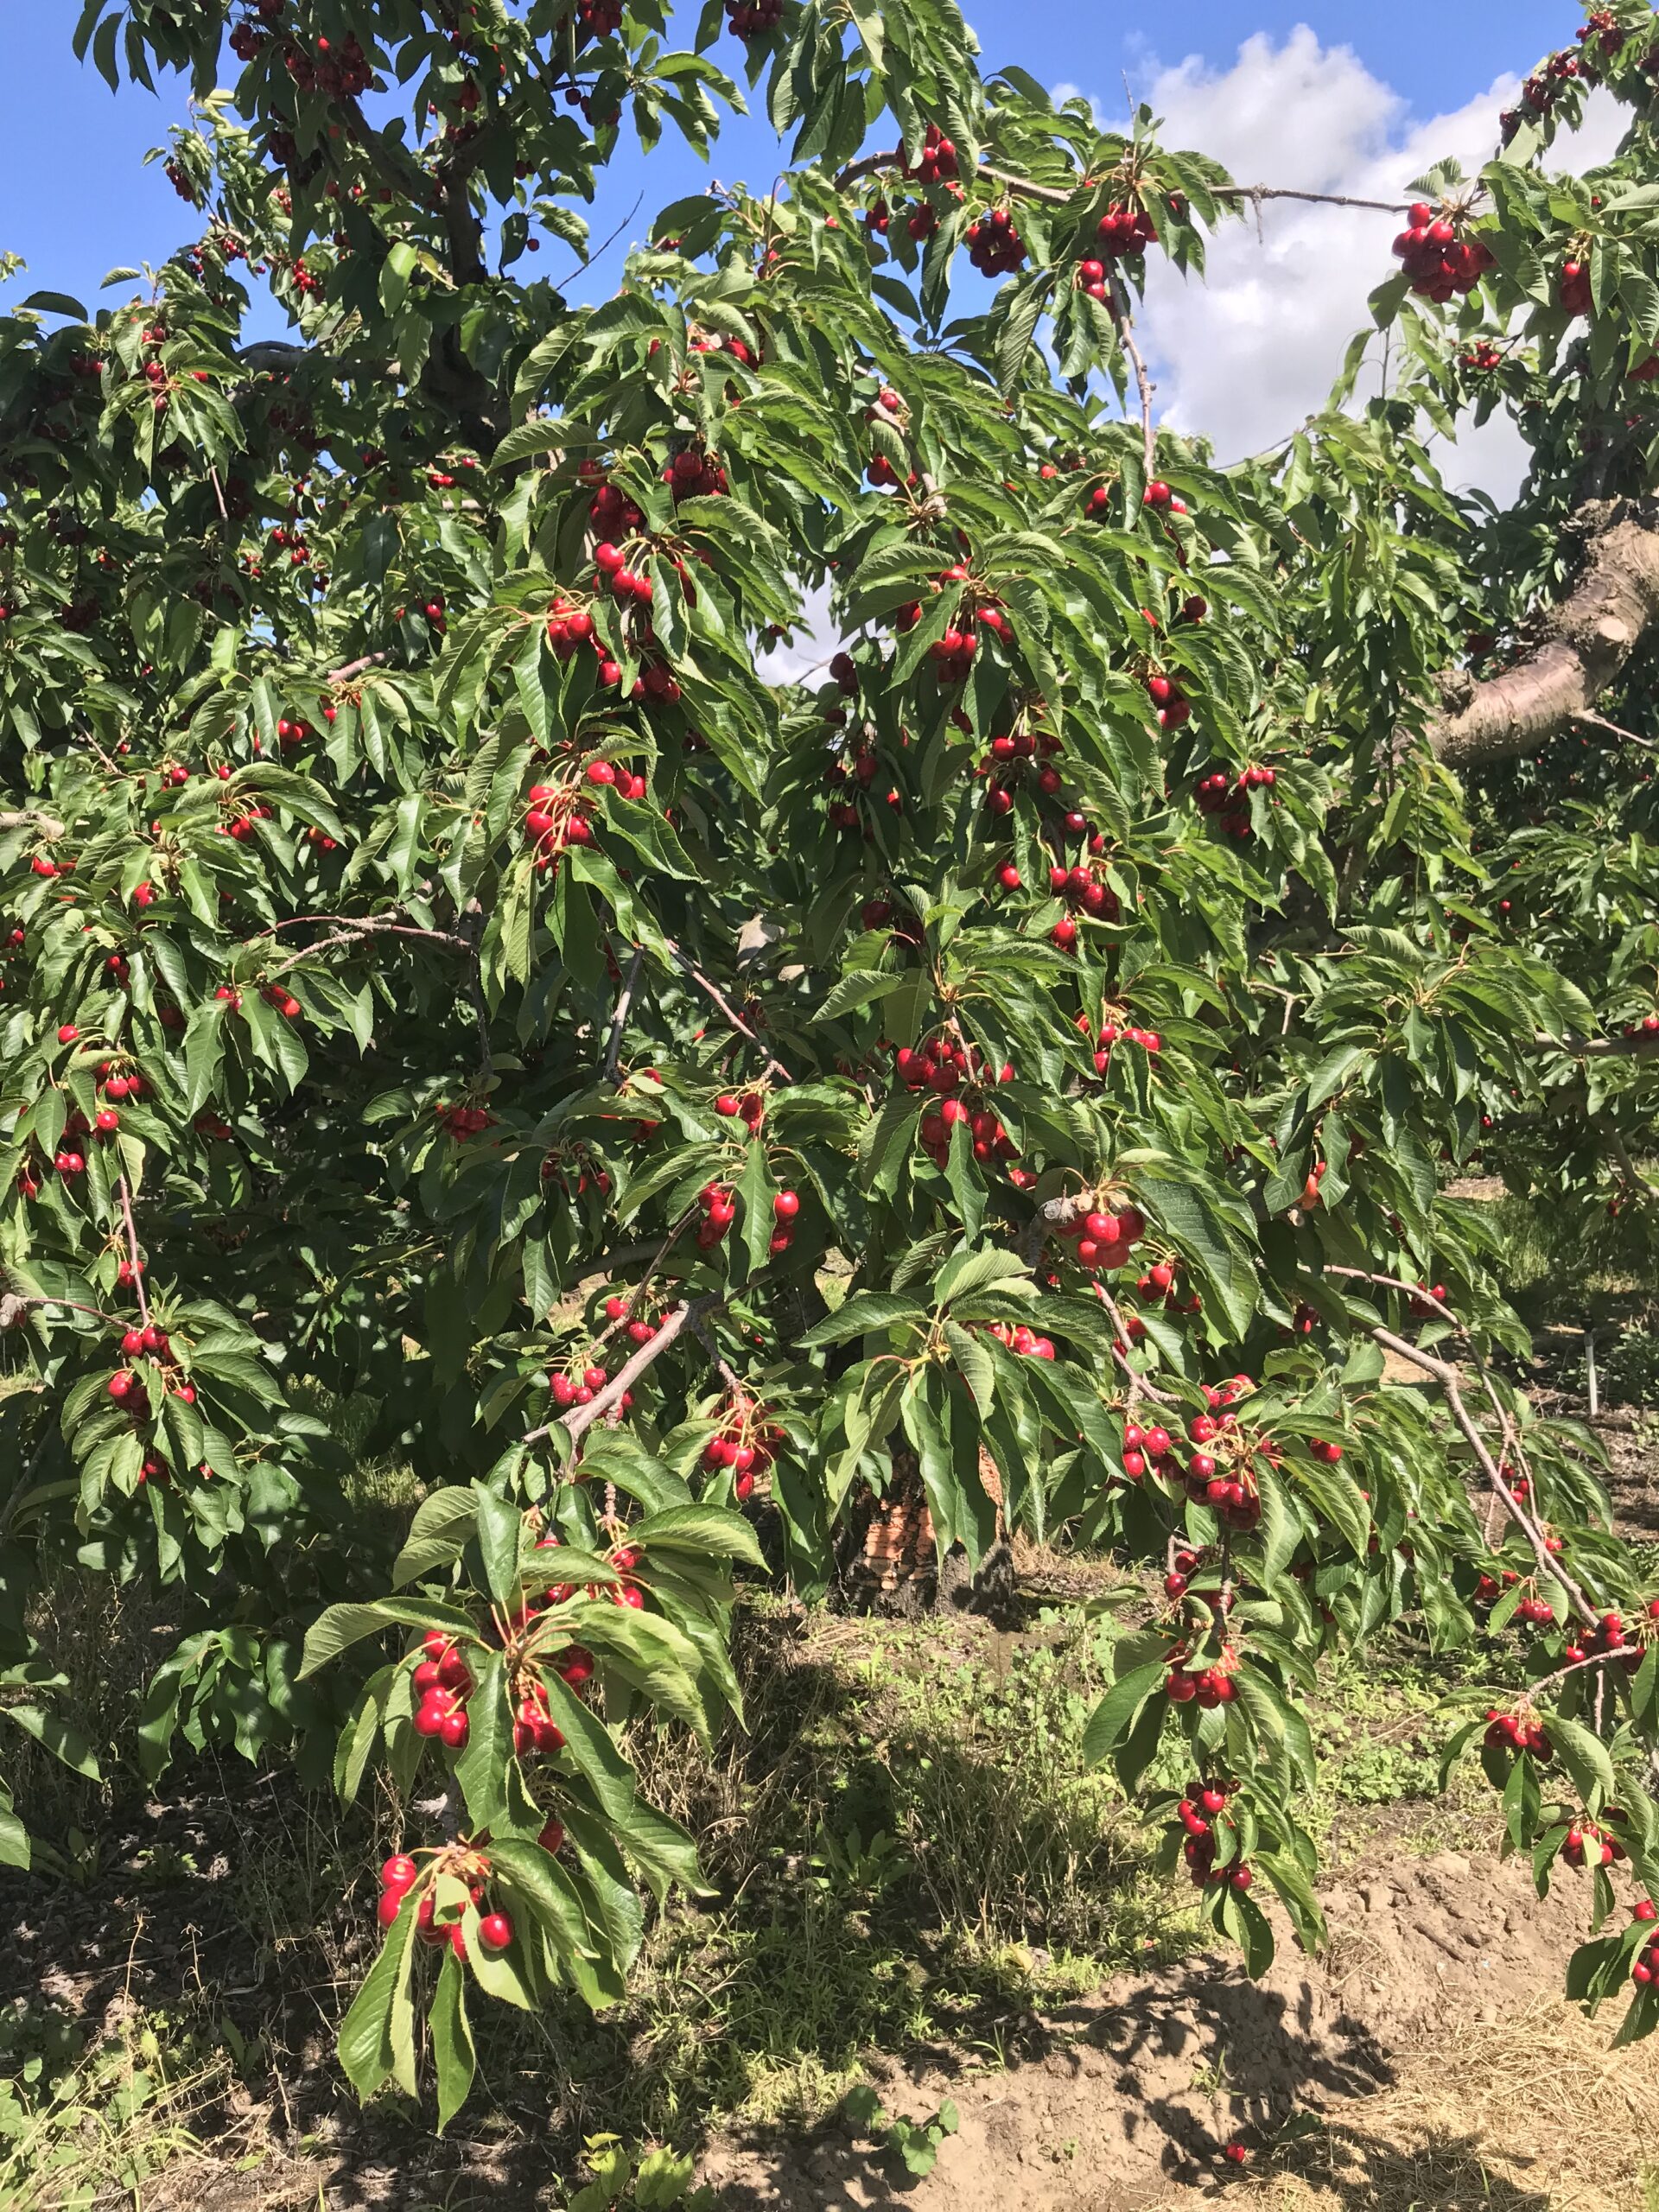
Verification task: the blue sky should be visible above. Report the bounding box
[3,3,1580,321]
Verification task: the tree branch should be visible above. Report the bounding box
[0,810,65,838]
[830,154,1408,221]
[603,950,643,1083]
[327,651,390,685]
[263,916,474,982]
[1106,269,1156,475]
[1534,1027,1659,1060]
[519,1295,721,1451]
[1417,499,1659,768]
[664,938,792,1083]
[1368,1324,1598,1627]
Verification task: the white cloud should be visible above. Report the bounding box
[1074,29,1630,501]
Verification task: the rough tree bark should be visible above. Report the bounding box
[1421,499,1659,768]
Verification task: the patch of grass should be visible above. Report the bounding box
[565,1606,1174,2139]
[0,1999,230,2212]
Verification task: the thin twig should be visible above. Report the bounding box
[664,939,792,1083]
[263,918,474,982]
[116,1176,149,1327]
[0,1290,118,1330]
[1535,1027,1659,1059]
[1106,270,1156,475]
[1369,1325,1597,1627]
[690,1309,744,1397]
[603,949,644,1083]
[830,150,1411,220]
[1097,1289,1178,1406]
[1570,709,1657,749]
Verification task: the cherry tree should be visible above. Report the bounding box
[0,0,1656,2119]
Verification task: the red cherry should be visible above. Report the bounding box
[479,1910,514,1952]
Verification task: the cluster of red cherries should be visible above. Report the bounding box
[520,779,598,871]
[1046,862,1121,922]
[1194,763,1275,839]
[437,1099,495,1138]
[1632,1899,1659,1986]
[979,1320,1057,1359]
[1560,1819,1624,1870]
[1484,1706,1552,1757]
[1174,1777,1253,1891]
[965,208,1027,276]
[1389,202,1495,302]
[702,1392,785,1500]
[1165,1642,1239,1709]
[550,1356,623,1410]
[662,444,728,502]
[1095,201,1160,260]
[376,1845,527,1961]
[1051,1196,1149,1275]
[412,1633,474,1750]
[724,0,783,37]
[1089,1016,1163,1068]
[582,461,645,540]
[1562,1601,1659,1673]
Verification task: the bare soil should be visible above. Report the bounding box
[695,1848,1644,2212]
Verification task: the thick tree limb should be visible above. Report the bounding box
[1421,500,1659,768]
[0,809,65,838]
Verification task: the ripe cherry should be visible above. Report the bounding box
[479,1910,514,1952]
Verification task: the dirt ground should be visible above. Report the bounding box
[695,1848,1652,2212]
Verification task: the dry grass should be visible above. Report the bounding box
[1206,1999,1659,2212]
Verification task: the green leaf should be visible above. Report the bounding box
[1081,1658,1166,1764]
[299,1599,475,1680]
[430,1944,476,2131]
[796,1294,925,1348]
[336,1892,416,2100]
